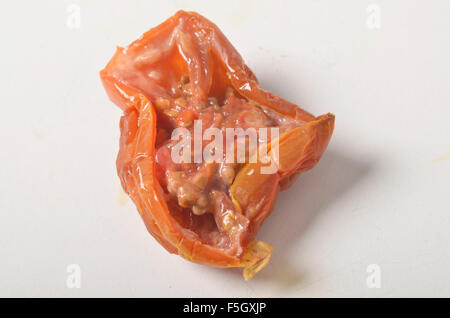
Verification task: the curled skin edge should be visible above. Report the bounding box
[241,240,274,281]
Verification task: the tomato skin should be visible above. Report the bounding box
[101,10,335,277]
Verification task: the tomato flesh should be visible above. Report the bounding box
[153,75,304,256]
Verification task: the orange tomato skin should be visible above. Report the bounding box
[101,11,334,271]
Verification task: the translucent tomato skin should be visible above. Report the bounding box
[100,10,335,278]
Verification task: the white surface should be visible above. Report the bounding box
[1,0,449,297]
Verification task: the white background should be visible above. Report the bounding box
[1,0,449,297]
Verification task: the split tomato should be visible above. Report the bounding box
[100,11,334,279]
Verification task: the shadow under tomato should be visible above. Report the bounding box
[255,149,372,287]
[196,149,373,288]
[253,149,373,286]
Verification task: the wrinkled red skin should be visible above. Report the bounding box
[100,11,335,269]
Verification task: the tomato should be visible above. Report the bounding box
[100,10,334,279]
